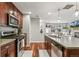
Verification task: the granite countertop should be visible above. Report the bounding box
[45,34,79,49]
[0,34,25,46]
[0,39,16,46]
[0,35,17,46]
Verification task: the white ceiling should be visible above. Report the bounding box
[13,2,79,23]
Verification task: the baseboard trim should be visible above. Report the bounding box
[30,41,45,43]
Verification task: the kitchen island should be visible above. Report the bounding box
[45,34,79,57]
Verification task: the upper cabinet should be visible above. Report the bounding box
[0,3,7,25]
[0,2,23,28]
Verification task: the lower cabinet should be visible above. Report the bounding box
[51,43,62,57]
[45,36,62,57]
[45,36,51,56]
[1,48,8,57]
[45,35,79,57]
[1,40,16,57]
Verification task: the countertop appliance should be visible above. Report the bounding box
[7,14,19,27]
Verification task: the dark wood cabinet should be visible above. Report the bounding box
[45,35,63,57]
[45,35,79,57]
[1,47,8,57]
[0,2,23,28]
[45,36,51,56]
[1,40,16,57]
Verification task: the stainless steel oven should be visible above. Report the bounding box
[16,34,25,57]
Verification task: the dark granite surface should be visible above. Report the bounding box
[0,34,25,46]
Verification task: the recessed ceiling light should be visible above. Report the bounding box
[58,17,62,19]
[48,12,52,15]
[40,20,43,23]
[24,11,32,15]
[74,2,79,17]
[57,20,61,23]
[28,11,32,14]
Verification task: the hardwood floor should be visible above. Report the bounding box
[30,42,46,50]
[23,42,46,57]
[32,44,39,57]
[23,46,32,50]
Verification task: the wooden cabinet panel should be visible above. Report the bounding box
[8,41,16,57]
[8,44,16,57]
[51,43,62,57]
[1,48,8,57]
[1,40,16,57]
[0,2,23,28]
[45,36,51,56]
[45,35,79,57]
[0,3,7,25]
[63,49,79,57]
[45,35,62,57]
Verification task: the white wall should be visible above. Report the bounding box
[22,14,31,45]
[40,20,45,42]
[22,15,45,43]
[22,15,30,33]
[30,18,44,43]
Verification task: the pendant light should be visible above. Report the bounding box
[75,2,79,17]
[57,9,61,23]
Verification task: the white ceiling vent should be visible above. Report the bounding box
[63,4,74,9]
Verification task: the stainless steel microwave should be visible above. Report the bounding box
[7,14,18,27]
